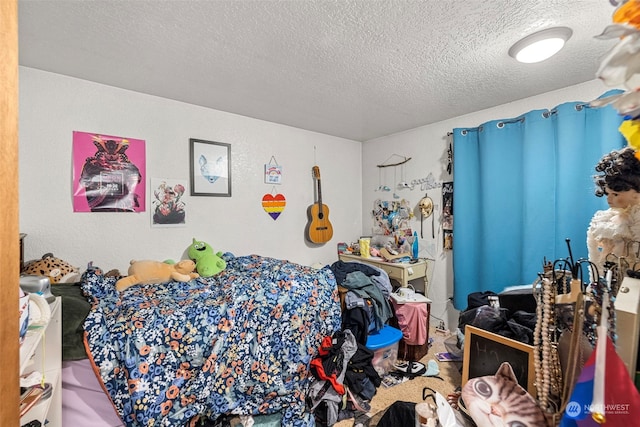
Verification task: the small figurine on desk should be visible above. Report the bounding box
[359,237,371,258]
[380,247,412,262]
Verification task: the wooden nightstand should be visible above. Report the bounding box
[389,302,432,362]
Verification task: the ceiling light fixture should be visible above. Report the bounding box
[509,27,573,64]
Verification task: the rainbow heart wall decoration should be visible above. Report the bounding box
[262,193,286,220]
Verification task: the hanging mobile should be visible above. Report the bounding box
[393,167,400,199]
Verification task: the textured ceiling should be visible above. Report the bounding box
[18,0,619,142]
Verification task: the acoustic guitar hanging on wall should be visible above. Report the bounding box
[306,165,333,244]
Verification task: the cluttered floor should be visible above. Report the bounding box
[334,328,473,427]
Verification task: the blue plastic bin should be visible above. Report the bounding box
[366,325,403,375]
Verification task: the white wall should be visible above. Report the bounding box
[18,67,363,273]
[20,67,615,329]
[361,79,614,328]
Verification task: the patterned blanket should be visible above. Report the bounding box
[82,253,341,427]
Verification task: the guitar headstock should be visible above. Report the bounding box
[312,165,321,180]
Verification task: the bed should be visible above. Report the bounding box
[54,253,342,427]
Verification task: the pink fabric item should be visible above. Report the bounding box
[62,359,124,426]
[392,300,428,346]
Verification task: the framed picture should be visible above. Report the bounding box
[190,138,231,197]
[151,178,187,227]
[462,325,536,398]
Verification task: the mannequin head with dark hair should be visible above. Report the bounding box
[594,147,640,209]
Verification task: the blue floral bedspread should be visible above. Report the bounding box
[82,253,341,427]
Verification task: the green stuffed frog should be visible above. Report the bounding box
[187,238,226,277]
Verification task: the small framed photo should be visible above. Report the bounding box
[264,164,283,184]
[190,138,231,197]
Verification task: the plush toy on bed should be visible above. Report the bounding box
[115,259,199,292]
[187,238,226,277]
[23,253,81,284]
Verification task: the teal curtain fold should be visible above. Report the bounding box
[451,92,625,310]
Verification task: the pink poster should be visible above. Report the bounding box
[73,131,146,212]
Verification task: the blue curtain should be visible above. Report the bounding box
[452,93,625,310]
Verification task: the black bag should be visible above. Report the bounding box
[465,290,498,311]
[458,304,508,334]
[376,401,415,427]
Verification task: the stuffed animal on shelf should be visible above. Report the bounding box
[23,253,81,284]
[115,259,199,292]
[187,238,226,277]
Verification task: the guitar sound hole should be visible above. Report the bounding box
[318,213,324,219]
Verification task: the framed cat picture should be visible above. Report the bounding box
[462,325,536,398]
[190,138,231,197]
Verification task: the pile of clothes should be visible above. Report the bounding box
[306,261,396,425]
[329,260,393,337]
[306,330,381,425]
[445,290,537,359]
[458,291,536,344]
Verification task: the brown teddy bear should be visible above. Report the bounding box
[115,259,199,292]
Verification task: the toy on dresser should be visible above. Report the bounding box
[22,253,81,284]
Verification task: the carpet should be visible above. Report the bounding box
[334,328,474,427]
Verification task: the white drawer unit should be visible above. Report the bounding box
[20,297,62,427]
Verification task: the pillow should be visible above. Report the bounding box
[51,283,91,360]
[461,362,545,427]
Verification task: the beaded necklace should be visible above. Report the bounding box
[534,276,545,408]
[589,270,617,344]
[534,275,563,412]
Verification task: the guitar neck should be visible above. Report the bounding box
[317,177,323,209]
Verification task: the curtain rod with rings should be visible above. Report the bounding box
[456,102,592,135]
